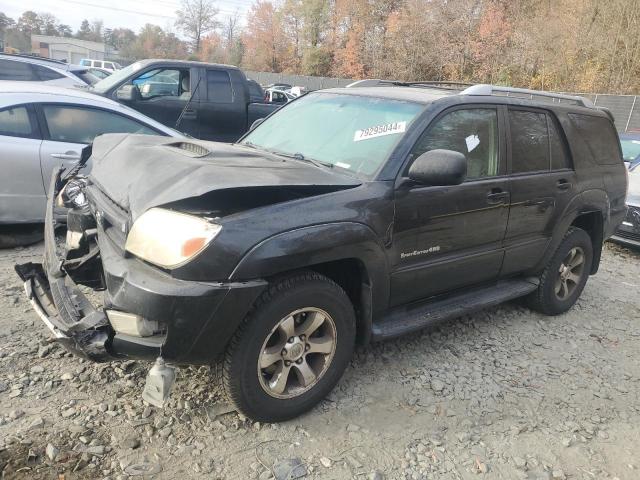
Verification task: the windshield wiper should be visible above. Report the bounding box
[269,149,334,169]
[239,144,334,170]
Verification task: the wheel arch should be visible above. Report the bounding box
[536,189,608,275]
[229,222,390,345]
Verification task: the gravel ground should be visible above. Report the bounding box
[0,239,639,480]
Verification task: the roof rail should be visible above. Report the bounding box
[346,79,474,90]
[0,52,67,64]
[460,84,595,108]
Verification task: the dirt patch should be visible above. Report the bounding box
[1,241,639,479]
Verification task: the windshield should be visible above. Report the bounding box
[621,138,640,162]
[241,92,425,178]
[90,61,145,94]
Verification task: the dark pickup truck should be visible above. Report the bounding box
[88,59,278,141]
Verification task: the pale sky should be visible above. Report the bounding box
[0,0,251,34]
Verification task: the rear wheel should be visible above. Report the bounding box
[527,227,593,315]
[221,272,356,422]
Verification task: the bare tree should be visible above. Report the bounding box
[176,0,219,53]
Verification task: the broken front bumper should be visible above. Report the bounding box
[15,169,112,361]
[16,169,267,364]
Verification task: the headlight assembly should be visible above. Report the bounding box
[125,208,222,269]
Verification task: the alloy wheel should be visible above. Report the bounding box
[555,246,585,300]
[257,307,337,399]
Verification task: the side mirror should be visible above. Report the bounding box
[408,149,467,186]
[116,84,138,102]
[250,118,265,131]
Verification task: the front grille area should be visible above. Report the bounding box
[614,206,640,243]
[614,229,640,242]
[624,206,640,224]
[86,185,130,253]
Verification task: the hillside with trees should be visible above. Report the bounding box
[1,0,639,94]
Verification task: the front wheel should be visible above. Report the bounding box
[527,227,593,315]
[221,272,356,422]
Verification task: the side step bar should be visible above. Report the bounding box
[371,278,538,341]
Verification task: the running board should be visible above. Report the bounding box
[371,278,538,341]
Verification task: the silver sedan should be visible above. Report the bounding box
[0,81,182,224]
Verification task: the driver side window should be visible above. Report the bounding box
[411,108,499,180]
[131,68,190,100]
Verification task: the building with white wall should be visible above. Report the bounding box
[31,35,118,64]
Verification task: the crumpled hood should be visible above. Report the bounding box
[87,134,361,220]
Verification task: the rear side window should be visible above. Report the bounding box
[33,64,65,81]
[509,110,549,173]
[568,113,621,165]
[0,106,35,138]
[0,60,36,81]
[42,105,158,143]
[206,70,233,103]
[80,59,90,66]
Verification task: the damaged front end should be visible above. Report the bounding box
[15,165,112,362]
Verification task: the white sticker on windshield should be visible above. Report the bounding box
[465,134,480,152]
[336,162,351,169]
[354,121,407,142]
[632,140,640,145]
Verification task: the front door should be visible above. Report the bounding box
[390,106,510,306]
[117,67,200,137]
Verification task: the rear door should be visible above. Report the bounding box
[0,104,45,223]
[501,107,576,276]
[36,103,161,195]
[198,68,246,142]
[390,106,510,305]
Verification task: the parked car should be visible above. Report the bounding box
[265,82,292,91]
[0,82,181,224]
[288,86,307,97]
[0,53,94,87]
[87,59,280,141]
[86,67,112,81]
[619,132,640,170]
[17,82,627,422]
[611,166,640,247]
[79,59,122,71]
[264,87,294,104]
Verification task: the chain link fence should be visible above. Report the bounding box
[246,70,640,133]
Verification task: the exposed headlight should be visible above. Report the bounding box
[125,208,221,269]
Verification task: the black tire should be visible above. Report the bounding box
[221,271,356,422]
[527,227,593,315]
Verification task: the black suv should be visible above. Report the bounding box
[17,82,627,422]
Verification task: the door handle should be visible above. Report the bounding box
[524,199,548,206]
[181,108,197,119]
[50,152,81,160]
[557,179,571,191]
[487,189,508,204]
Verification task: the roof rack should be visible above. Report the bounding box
[0,52,67,64]
[346,79,473,90]
[460,84,595,108]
